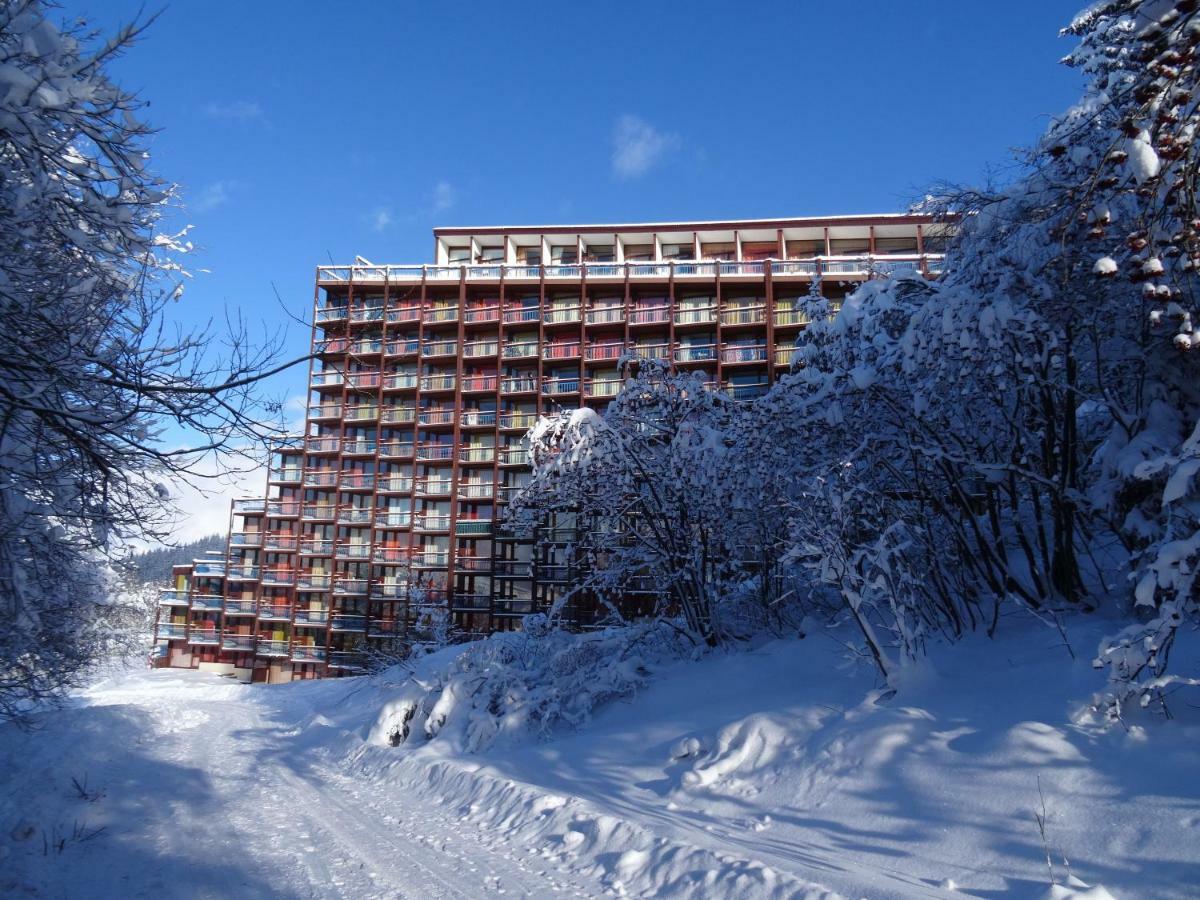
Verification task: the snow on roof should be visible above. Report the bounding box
[433,212,939,235]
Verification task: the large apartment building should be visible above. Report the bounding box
[152,214,949,682]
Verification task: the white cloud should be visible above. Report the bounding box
[162,460,266,544]
[432,180,456,213]
[192,180,235,213]
[203,100,263,121]
[612,114,679,179]
[370,208,393,231]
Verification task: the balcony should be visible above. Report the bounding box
[452,593,492,611]
[420,374,456,393]
[337,507,374,526]
[303,470,337,488]
[372,476,409,496]
[460,446,496,464]
[269,467,302,484]
[266,500,300,517]
[294,608,330,626]
[256,639,291,658]
[383,376,419,396]
[258,604,293,621]
[302,504,336,525]
[310,371,344,388]
[343,405,379,423]
[220,633,256,652]
[291,645,328,663]
[498,448,527,466]
[544,305,581,325]
[330,614,367,632]
[416,443,454,462]
[350,339,383,356]
[457,482,495,500]
[542,377,580,396]
[494,559,531,578]
[192,561,225,577]
[419,407,455,426]
[347,371,381,389]
[503,306,541,325]
[543,342,581,360]
[460,410,497,428]
[190,594,223,610]
[499,412,536,430]
[585,379,622,398]
[263,533,297,552]
[721,345,768,364]
[299,539,333,556]
[413,551,449,568]
[422,339,458,358]
[371,581,410,599]
[296,574,333,591]
[462,340,498,358]
[544,264,581,279]
[377,510,412,528]
[464,305,501,324]
[723,381,770,401]
[586,305,624,325]
[455,520,492,537]
[261,569,296,586]
[349,305,384,323]
[234,498,267,514]
[414,513,451,533]
[333,578,369,596]
[340,473,375,490]
[461,375,498,392]
[224,600,257,616]
[720,305,766,326]
[156,623,188,639]
[327,651,366,671]
[456,554,493,573]
[187,629,220,646]
[379,440,414,460]
[306,437,340,454]
[308,403,343,421]
[373,546,411,564]
[675,345,717,363]
[341,439,377,456]
[773,308,810,327]
[226,565,261,581]
[585,342,624,361]
[385,339,419,358]
[335,543,372,560]
[317,337,348,354]
[158,589,189,607]
[386,305,420,324]
[423,305,459,324]
[675,306,716,326]
[502,341,539,360]
[368,619,404,638]
[415,477,452,497]
[629,305,670,326]
[316,305,348,323]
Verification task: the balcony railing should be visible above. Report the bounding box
[415,478,452,496]
[415,514,451,532]
[416,443,454,461]
[543,342,581,360]
[675,345,717,363]
[387,305,421,323]
[221,633,256,652]
[420,374,456,392]
[720,305,766,326]
[310,371,344,388]
[721,345,768,363]
[337,507,374,525]
[257,639,290,657]
[269,468,302,483]
[261,569,296,586]
[462,341,498,358]
[456,554,493,572]
[460,410,497,428]
[158,589,189,606]
[585,379,622,398]
[629,305,670,325]
[499,412,536,430]
[309,403,342,420]
[464,305,500,323]
[234,498,267,514]
[306,437,340,455]
[413,551,449,568]
[341,439,377,455]
[503,306,541,324]
[266,500,300,517]
[544,306,582,324]
[257,604,293,621]
[773,308,810,326]
[316,305,348,322]
[378,475,413,493]
[347,372,381,389]
[187,629,221,645]
[299,539,333,555]
[542,378,580,396]
[301,504,336,520]
[380,405,416,424]
[386,340,419,358]
[340,473,375,490]
[457,482,495,500]
[294,608,330,626]
[350,339,383,355]
[327,651,366,671]
[586,306,624,325]
[585,342,624,361]
[460,446,495,463]
[455,520,492,536]
[343,405,379,422]
[157,623,188,639]
[224,600,257,616]
[379,441,414,459]
[498,448,527,466]
[335,543,372,560]
[291,645,327,663]
[724,381,770,401]
[371,581,410,599]
[349,305,384,323]
[296,574,333,591]
[675,306,716,326]
[373,546,411,564]
[461,375,498,392]
[303,470,337,488]
[192,562,225,576]
[423,305,459,324]
[502,341,539,359]
[225,565,261,581]
[333,578,368,595]
[422,340,458,358]
[330,614,367,632]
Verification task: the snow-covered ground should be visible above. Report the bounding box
[2,616,1198,899]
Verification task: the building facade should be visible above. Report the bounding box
[152,214,948,682]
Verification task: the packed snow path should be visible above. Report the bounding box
[0,667,606,899]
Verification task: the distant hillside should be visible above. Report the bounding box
[125,533,227,585]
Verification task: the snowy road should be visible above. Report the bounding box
[0,666,605,899]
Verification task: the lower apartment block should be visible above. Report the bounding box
[151,213,949,682]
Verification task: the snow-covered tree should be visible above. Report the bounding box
[0,2,301,719]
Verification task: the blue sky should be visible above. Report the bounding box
[59,0,1088,533]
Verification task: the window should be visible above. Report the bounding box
[624,243,653,261]
[447,247,470,263]
[584,245,614,262]
[550,245,578,264]
[517,246,541,265]
[476,246,504,262]
[662,243,694,261]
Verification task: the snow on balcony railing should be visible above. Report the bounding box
[330,614,367,632]
[771,260,818,276]
[221,633,256,652]
[294,608,330,626]
[721,345,767,363]
[675,344,717,363]
[460,410,497,428]
[503,341,538,358]
[291,645,327,663]
[543,305,581,324]
[257,639,290,657]
[720,261,764,276]
[462,340,498,358]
